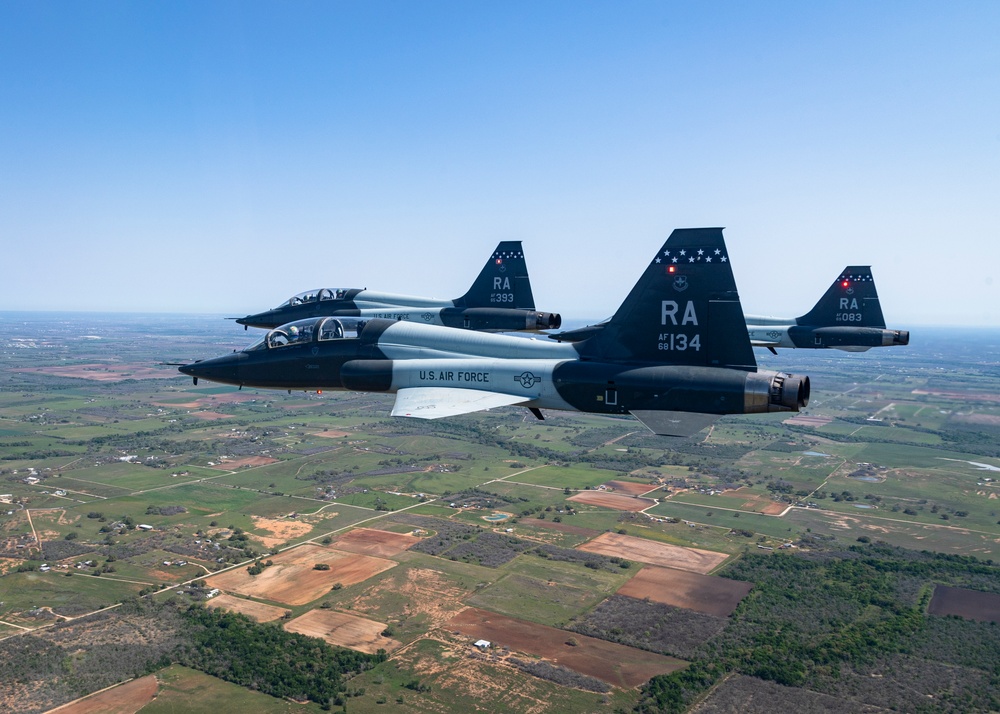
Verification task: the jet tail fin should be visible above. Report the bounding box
[455,241,535,309]
[797,266,886,328]
[577,228,756,371]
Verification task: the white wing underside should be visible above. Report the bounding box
[391,387,529,419]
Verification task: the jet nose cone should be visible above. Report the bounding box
[178,353,244,386]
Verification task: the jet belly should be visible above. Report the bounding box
[552,361,754,416]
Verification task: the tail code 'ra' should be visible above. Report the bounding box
[457,241,535,310]
[578,227,756,371]
[797,266,886,328]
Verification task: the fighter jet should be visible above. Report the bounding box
[230,241,560,333]
[180,228,809,437]
[744,266,909,353]
[552,265,909,354]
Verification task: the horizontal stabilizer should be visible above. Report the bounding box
[749,337,781,348]
[391,387,527,419]
[630,410,720,437]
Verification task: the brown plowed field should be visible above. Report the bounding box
[929,584,1000,622]
[211,456,279,469]
[314,430,352,438]
[204,594,289,622]
[569,491,656,512]
[205,544,396,606]
[729,488,787,515]
[448,607,686,688]
[618,566,753,616]
[15,364,172,382]
[284,609,402,654]
[47,674,158,714]
[605,480,658,496]
[330,527,420,557]
[577,532,728,574]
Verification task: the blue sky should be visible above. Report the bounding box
[2,1,998,326]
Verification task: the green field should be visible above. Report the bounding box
[142,665,327,713]
[0,571,143,621]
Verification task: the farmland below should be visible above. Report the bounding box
[2,314,1000,712]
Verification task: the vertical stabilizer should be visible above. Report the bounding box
[797,266,886,328]
[579,228,756,370]
[455,241,535,309]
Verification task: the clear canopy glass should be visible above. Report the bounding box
[278,288,349,308]
[245,316,368,351]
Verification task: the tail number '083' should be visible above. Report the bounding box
[658,333,701,351]
[835,313,863,322]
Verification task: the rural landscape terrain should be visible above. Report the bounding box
[1,312,1000,713]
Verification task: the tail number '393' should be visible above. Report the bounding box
[658,333,701,351]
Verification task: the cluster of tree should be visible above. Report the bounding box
[633,543,1000,713]
[145,505,186,516]
[176,606,385,707]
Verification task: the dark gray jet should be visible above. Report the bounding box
[231,241,560,333]
[744,266,909,353]
[553,265,909,354]
[181,228,809,437]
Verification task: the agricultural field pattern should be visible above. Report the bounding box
[1,313,1000,713]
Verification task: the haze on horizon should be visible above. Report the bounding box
[2,2,998,327]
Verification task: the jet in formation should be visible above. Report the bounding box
[744,266,909,353]
[231,241,561,333]
[551,266,909,354]
[179,228,810,437]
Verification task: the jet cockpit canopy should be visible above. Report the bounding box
[279,288,351,308]
[245,317,368,351]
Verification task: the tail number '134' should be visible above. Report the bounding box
[658,333,701,351]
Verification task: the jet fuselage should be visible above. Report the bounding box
[745,320,910,352]
[181,318,807,427]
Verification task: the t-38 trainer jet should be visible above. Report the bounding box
[180,228,809,437]
[230,241,560,333]
[744,266,909,353]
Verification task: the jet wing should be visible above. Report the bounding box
[391,387,528,419]
[629,410,720,437]
[749,337,781,348]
